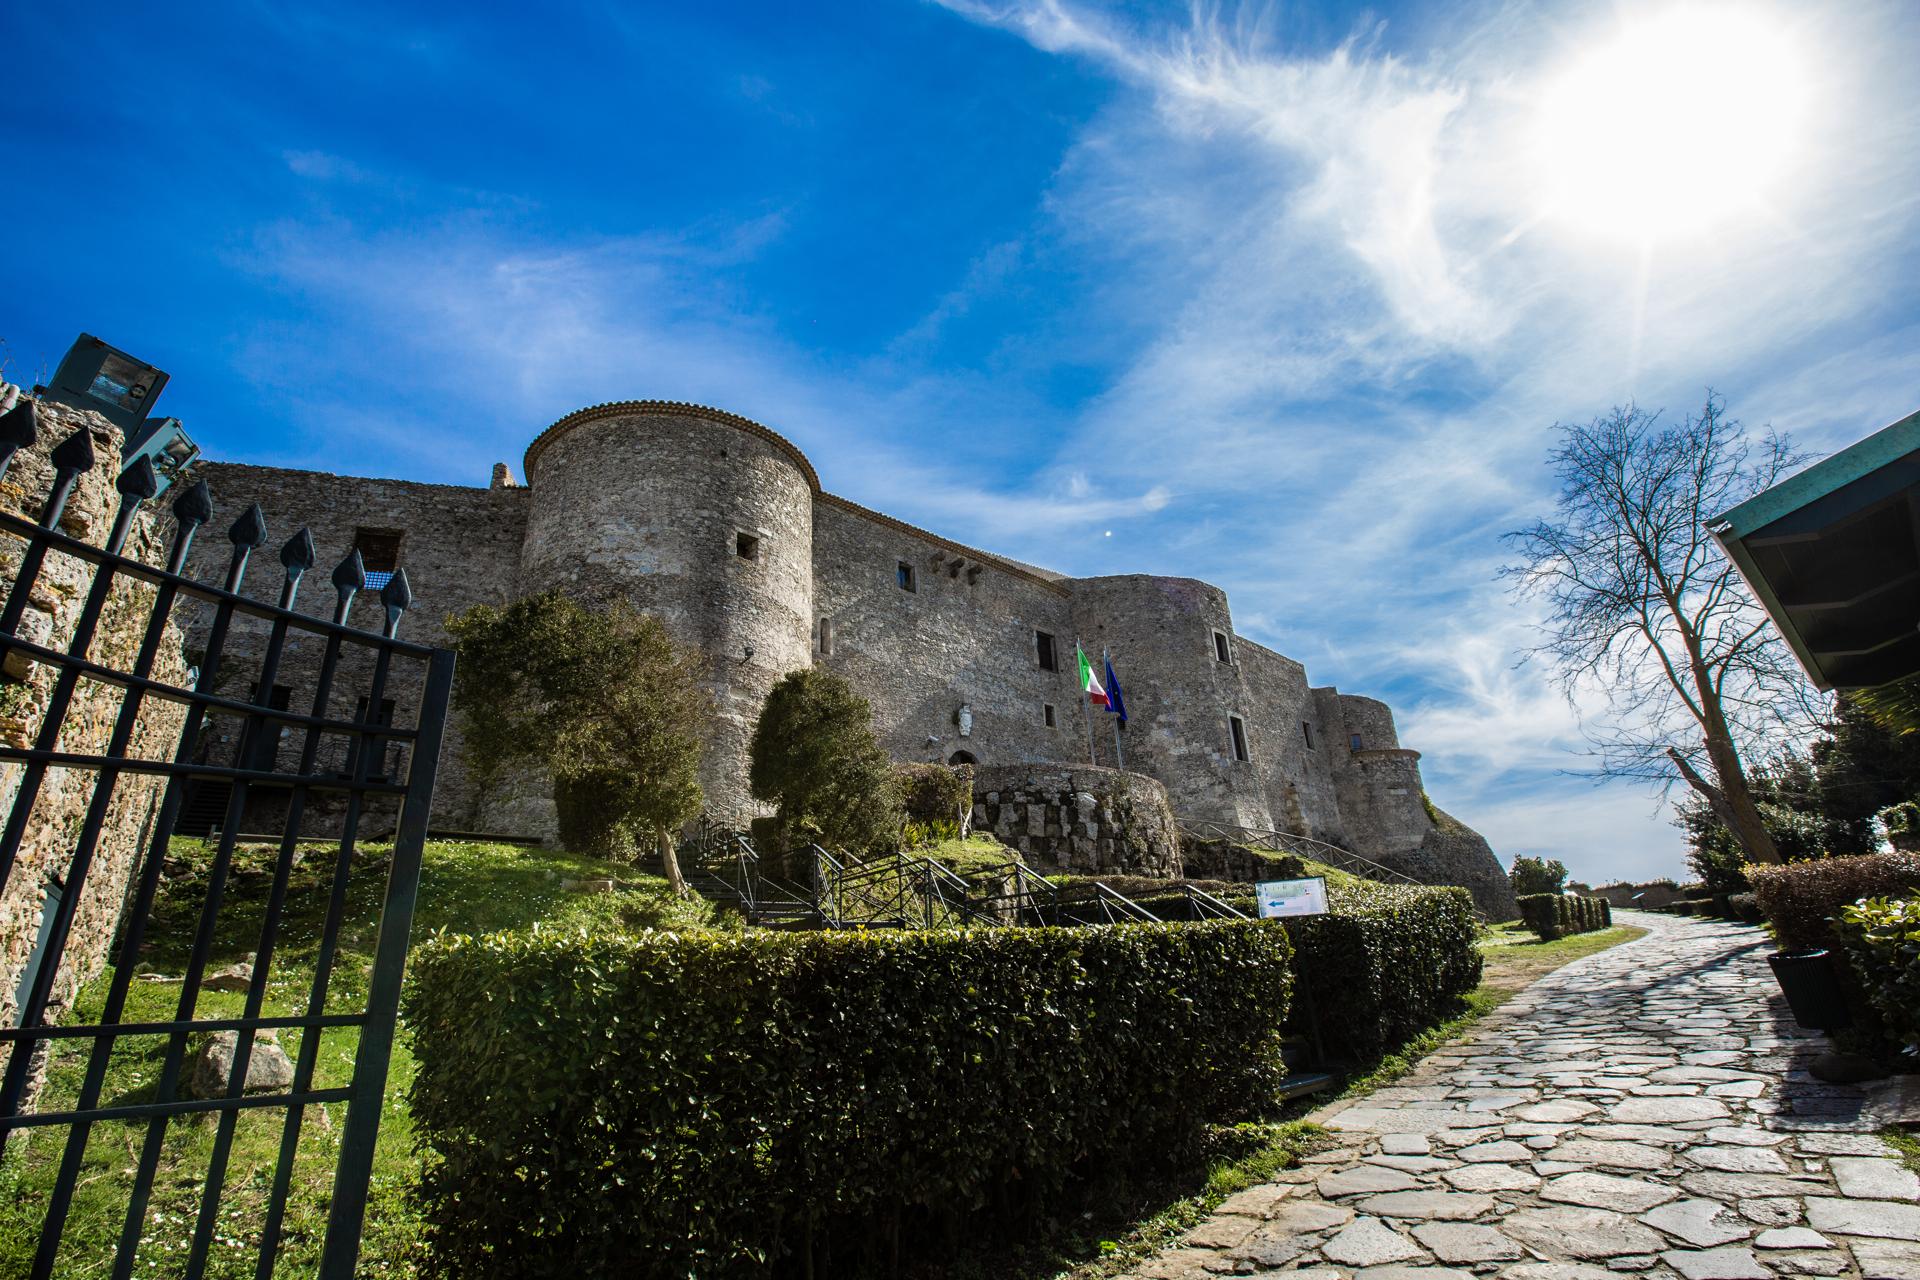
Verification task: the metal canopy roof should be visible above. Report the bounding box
[1710,408,1920,691]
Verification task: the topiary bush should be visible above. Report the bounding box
[1516,892,1609,941]
[1284,881,1481,1058]
[406,919,1293,1279]
[1745,852,1920,950]
[1836,896,1920,1058]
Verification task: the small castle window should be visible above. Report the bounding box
[897,562,916,592]
[1044,703,1057,728]
[1213,630,1232,663]
[352,527,403,583]
[1036,630,1058,671]
[1350,733,1364,751]
[736,531,760,562]
[1229,715,1251,763]
[818,617,833,656]
[1302,722,1314,750]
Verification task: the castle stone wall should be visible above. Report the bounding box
[180,463,528,832]
[519,406,815,822]
[1069,575,1276,830]
[1232,640,1347,846]
[969,763,1180,877]
[811,497,1076,771]
[151,395,1513,913]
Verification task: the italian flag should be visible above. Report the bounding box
[1076,644,1109,707]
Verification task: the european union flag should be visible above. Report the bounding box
[1104,656,1127,723]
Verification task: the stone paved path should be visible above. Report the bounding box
[1128,912,1920,1280]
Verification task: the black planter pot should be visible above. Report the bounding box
[1766,949,1852,1031]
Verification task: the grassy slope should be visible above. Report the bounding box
[0,839,719,1278]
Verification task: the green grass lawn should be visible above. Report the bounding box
[0,838,720,1278]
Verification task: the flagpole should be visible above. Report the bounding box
[1105,647,1125,771]
[1078,638,1096,765]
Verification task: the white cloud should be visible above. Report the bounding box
[934,0,1920,879]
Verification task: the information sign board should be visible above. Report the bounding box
[1255,876,1329,919]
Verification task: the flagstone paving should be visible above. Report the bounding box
[1124,912,1920,1280]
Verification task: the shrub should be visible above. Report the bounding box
[749,669,903,852]
[1285,881,1481,1058]
[406,920,1293,1278]
[446,591,707,870]
[1745,852,1920,950]
[895,763,972,827]
[1516,893,1609,941]
[1836,896,1920,1057]
[1510,856,1569,896]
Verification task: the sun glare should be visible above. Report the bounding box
[1535,6,1808,242]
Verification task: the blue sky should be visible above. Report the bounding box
[7,1,1920,884]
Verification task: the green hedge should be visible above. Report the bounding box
[1837,896,1920,1058]
[1285,881,1482,1058]
[1746,852,1920,950]
[1517,893,1611,941]
[405,920,1293,1278]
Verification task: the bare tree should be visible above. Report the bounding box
[1504,394,1821,865]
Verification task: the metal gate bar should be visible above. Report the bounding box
[0,411,454,1280]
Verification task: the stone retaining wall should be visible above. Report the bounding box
[0,397,190,1099]
[970,763,1180,877]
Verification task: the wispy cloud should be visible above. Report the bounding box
[205,0,1920,886]
[931,0,1920,881]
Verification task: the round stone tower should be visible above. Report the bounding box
[520,401,817,821]
[1329,694,1432,856]
[1069,574,1277,830]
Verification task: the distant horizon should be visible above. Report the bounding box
[9,0,1919,887]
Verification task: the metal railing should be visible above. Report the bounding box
[0,414,454,1280]
[1177,818,1424,888]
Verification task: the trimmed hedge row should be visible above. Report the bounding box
[1088,878,1482,1059]
[405,920,1293,1278]
[1287,881,1483,1057]
[1746,852,1920,950]
[1517,893,1612,941]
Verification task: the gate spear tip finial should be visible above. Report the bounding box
[380,566,413,614]
[228,503,269,548]
[171,478,213,528]
[332,547,367,594]
[116,455,160,502]
[50,426,97,476]
[0,393,38,452]
[281,528,317,576]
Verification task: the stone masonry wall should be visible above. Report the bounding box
[1233,640,1347,846]
[0,398,190,1093]
[519,405,815,825]
[180,462,528,834]
[812,497,1078,772]
[171,395,1514,914]
[970,763,1180,877]
[1069,575,1277,830]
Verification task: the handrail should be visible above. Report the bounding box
[1092,883,1161,924]
[1182,884,1249,920]
[1177,818,1423,889]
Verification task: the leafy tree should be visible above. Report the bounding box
[445,591,709,887]
[1510,856,1569,896]
[748,668,902,853]
[1504,395,1819,865]
[1677,693,1920,878]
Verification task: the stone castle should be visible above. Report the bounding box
[186,400,1515,913]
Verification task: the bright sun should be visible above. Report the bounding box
[1535,6,1809,242]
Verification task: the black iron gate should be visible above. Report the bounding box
[0,409,455,1278]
